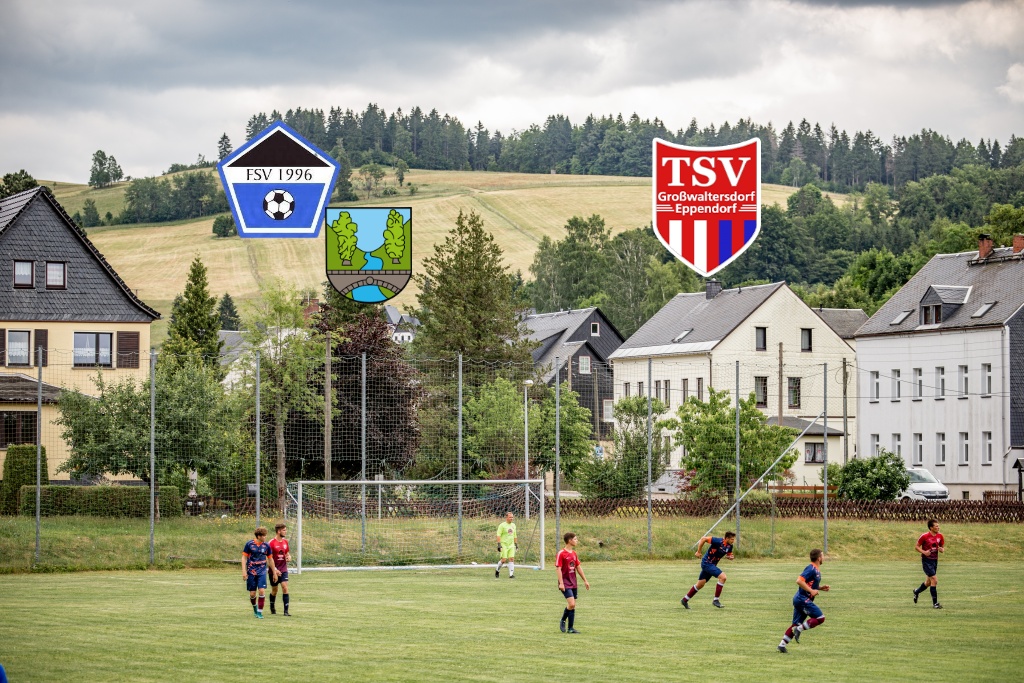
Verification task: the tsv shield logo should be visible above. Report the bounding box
[218,122,339,238]
[652,138,761,277]
[326,208,412,303]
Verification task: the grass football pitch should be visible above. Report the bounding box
[2,560,1021,682]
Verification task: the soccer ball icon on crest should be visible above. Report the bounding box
[263,189,295,221]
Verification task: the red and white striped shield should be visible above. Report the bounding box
[652,138,761,277]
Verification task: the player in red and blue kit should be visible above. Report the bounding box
[681,531,735,609]
[242,526,279,619]
[778,548,830,653]
[556,532,590,634]
[913,519,944,609]
[269,522,292,616]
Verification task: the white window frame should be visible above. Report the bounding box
[913,368,922,398]
[982,363,992,396]
[959,432,969,465]
[602,398,614,422]
[982,431,992,465]
[6,330,31,366]
[74,331,113,367]
[871,371,880,401]
[936,433,946,465]
[935,367,945,398]
[913,433,923,466]
[590,322,600,336]
[892,433,902,455]
[958,365,968,397]
[891,369,901,400]
[870,434,880,457]
[578,355,591,374]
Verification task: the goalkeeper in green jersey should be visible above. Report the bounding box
[495,511,518,579]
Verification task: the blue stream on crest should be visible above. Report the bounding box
[362,254,384,270]
[350,285,388,302]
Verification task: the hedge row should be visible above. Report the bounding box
[0,445,48,515]
[18,485,182,518]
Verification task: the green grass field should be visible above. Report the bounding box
[1,560,1020,682]
[36,170,850,345]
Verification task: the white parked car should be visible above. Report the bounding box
[901,468,949,501]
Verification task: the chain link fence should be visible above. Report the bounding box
[0,344,926,570]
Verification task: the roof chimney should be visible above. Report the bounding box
[1014,234,1024,254]
[978,233,994,260]
[705,279,723,300]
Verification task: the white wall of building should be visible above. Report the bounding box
[856,326,1012,498]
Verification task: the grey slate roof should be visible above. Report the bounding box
[767,415,844,437]
[857,248,1024,337]
[0,187,160,322]
[218,330,246,367]
[614,282,784,353]
[814,308,868,340]
[0,373,62,403]
[524,308,596,345]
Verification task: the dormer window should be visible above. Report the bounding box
[46,262,66,289]
[14,261,33,288]
[921,305,942,325]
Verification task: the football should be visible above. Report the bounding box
[263,189,295,220]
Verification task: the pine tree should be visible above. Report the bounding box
[163,256,224,367]
[218,133,233,161]
[412,209,531,362]
[217,293,240,330]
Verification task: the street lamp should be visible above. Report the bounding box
[523,380,534,519]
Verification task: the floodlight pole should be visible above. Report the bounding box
[554,357,561,554]
[735,360,741,547]
[255,350,261,528]
[823,363,829,554]
[325,332,332,517]
[149,349,156,565]
[457,354,463,554]
[35,346,42,564]
[647,357,653,555]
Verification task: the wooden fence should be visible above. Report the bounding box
[549,498,1024,523]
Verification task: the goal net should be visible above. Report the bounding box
[296,479,545,571]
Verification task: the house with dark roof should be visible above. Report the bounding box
[814,307,869,350]
[610,280,858,482]
[523,307,624,439]
[0,186,160,475]
[855,234,1024,500]
[384,304,419,344]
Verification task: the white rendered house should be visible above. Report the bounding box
[609,280,860,484]
[855,234,1024,499]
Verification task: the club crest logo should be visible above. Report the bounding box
[325,207,411,303]
[652,138,761,277]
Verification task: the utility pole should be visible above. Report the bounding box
[778,342,784,423]
[842,357,849,465]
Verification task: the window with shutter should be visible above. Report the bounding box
[117,331,140,369]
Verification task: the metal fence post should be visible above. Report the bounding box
[524,382,530,520]
[823,362,829,553]
[554,357,561,554]
[35,346,42,564]
[149,349,156,565]
[457,354,463,555]
[735,360,741,548]
[361,351,367,553]
[842,357,849,465]
[646,357,653,555]
[325,332,332,516]
[255,350,261,528]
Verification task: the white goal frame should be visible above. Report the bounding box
[296,479,545,573]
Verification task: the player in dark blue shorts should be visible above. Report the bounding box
[242,526,279,619]
[778,548,830,653]
[681,531,735,609]
[913,519,945,608]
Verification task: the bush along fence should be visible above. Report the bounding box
[20,486,182,518]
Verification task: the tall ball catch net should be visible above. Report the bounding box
[296,479,544,571]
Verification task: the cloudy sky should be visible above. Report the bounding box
[1,0,1022,182]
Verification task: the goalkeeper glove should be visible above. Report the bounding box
[497,544,502,552]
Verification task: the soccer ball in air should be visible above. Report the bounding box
[263,189,295,220]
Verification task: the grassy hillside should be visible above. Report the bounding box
[43,170,849,345]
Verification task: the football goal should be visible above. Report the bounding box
[295,479,545,572]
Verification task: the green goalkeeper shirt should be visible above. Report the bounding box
[497,521,517,547]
